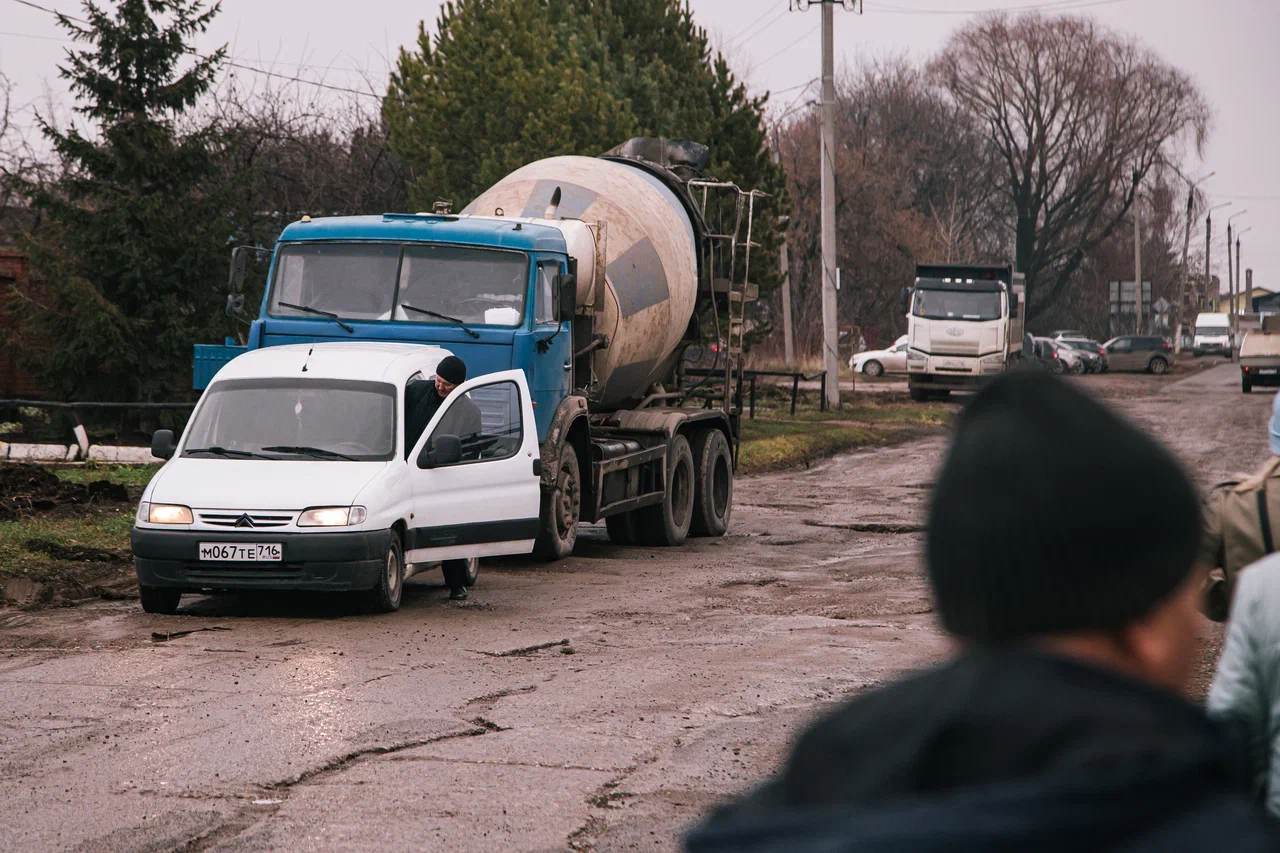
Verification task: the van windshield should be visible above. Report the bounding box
[183,379,396,461]
[268,242,530,327]
[1195,326,1229,336]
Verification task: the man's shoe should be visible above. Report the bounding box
[449,586,468,601]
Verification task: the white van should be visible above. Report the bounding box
[1192,312,1232,357]
[131,343,541,615]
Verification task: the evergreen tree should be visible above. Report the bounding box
[11,0,231,401]
[383,0,787,295]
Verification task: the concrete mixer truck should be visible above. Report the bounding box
[184,138,765,564]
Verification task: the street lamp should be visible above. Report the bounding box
[1173,172,1215,352]
[1205,202,1231,313]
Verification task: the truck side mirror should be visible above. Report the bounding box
[1009,293,1019,319]
[556,274,576,323]
[151,429,177,461]
[900,287,911,315]
[226,293,246,317]
[418,434,462,469]
[228,246,250,294]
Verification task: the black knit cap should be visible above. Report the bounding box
[926,371,1201,643]
[435,355,466,385]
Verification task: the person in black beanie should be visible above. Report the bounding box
[686,371,1280,853]
[405,354,481,601]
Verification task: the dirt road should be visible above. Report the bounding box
[0,363,1266,852]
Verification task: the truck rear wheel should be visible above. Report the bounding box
[638,434,695,547]
[690,429,733,537]
[533,444,580,561]
[1243,373,1253,394]
[909,387,928,402]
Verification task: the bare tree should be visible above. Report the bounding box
[928,13,1211,320]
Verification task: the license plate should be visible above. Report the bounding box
[199,543,282,562]
[1260,369,1278,376]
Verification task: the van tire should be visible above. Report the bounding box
[533,445,580,561]
[638,435,695,547]
[690,429,733,538]
[1149,356,1168,375]
[139,585,181,615]
[365,534,404,613]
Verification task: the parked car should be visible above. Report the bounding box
[1055,337,1108,373]
[850,335,909,377]
[1102,335,1174,374]
[1049,329,1088,341]
[1031,337,1082,375]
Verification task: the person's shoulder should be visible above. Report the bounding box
[1236,551,1280,599]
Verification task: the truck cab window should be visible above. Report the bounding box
[397,245,529,327]
[270,243,401,321]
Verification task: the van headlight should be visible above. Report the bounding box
[298,506,368,527]
[147,504,193,524]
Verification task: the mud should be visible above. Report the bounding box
[0,364,1263,852]
[0,464,130,521]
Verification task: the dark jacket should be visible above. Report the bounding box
[405,380,482,458]
[685,650,1279,853]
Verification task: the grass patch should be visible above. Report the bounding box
[52,464,159,491]
[0,507,134,582]
[737,397,953,474]
[738,421,883,474]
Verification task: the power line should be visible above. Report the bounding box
[724,3,779,43]
[729,8,791,49]
[756,23,821,68]
[0,28,70,42]
[8,0,86,23]
[872,0,1132,14]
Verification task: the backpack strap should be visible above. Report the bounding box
[1258,479,1276,556]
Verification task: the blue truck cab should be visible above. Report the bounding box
[200,212,574,442]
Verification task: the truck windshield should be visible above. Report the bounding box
[268,243,529,327]
[913,290,1001,322]
[183,378,396,462]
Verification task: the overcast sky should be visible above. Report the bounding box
[2,0,1276,290]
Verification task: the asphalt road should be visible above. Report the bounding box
[0,363,1267,852]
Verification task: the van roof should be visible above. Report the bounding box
[1195,313,1230,324]
[212,343,452,385]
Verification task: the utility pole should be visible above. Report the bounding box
[1172,172,1213,353]
[1133,204,1143,335]
[1205,202,1231,313]
[1238,227,1252,318]
[780,239,794,369]
[1229,209,1248,345]
[795,0,857,408]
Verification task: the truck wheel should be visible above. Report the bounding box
[442,556,480,588]
[606,511,637,545]
[364,534,404,613]
[1149,357,1168,375]
[638,434,695,546]
[909,387,928,402]
[1243,374,1253,394]
[690,429,733,538]
[139,585,181,615]
[533,445,580,561]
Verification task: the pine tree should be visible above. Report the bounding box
[11,0,231,401]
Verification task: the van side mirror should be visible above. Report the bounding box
[151,429,177,461]
[418,434,462,469]
[900,287,912,315]
[556,274,576,323]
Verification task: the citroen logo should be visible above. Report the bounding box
[234,513,255,528]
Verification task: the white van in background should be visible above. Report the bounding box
[1192,312,1232,357]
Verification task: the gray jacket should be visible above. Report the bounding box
[1208,552,1280,816]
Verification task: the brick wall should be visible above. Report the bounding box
[0,251,42,398]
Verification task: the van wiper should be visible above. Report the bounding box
[261,445,358,461]
[278,301,355,333]
[401,303,480,339]
[186,446,279,460]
